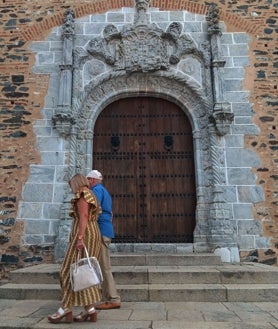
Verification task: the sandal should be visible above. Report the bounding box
[48,307,73,323]
[74,305,97,322]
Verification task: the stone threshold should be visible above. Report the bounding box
[110,243,194,253]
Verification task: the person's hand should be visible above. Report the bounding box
[76,238,84,250]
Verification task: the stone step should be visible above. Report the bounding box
[114,263,278,285]
[2,252,278,303]
[110,253,222,266]
[9,262,278,285]
[119,283,278,302]
[110,243,195,254]
[9,264,60,285]
[1,282,278,302]
[0,284,60,300]
[8,252,222,284]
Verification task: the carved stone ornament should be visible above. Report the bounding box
[206,3,222,36]
[209,103,234,136]
[134,0,151,25]
[62,8,75,40]
[52,110,76,137]
[84,1,198,73]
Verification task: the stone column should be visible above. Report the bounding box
[192,130,210,252]
[53,9,76,262]
[205,4,239,261]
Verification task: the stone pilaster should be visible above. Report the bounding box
[207,3,234,137]
[52,9,76,137]
[52,9,76,260]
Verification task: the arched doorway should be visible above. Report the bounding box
[93,97,196,243]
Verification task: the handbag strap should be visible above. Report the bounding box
[83,245,90,260]
[75,245,93,269]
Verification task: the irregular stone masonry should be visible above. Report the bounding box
[0,1,277,275]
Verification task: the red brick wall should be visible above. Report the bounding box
[0,0,277,270]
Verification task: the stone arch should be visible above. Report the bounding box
[68,71,213,248]
[78,71,212,135]
[73,71,211,168]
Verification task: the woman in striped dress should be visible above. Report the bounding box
[48,173,102,323]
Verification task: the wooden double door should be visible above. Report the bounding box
[93,97,196,243]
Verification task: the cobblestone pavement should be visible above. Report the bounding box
[0,300,277,329]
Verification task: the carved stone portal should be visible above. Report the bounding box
[53,1,237,260]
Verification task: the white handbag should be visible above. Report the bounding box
[70,246,103,292]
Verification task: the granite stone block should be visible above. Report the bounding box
[25,219,50,235]
[237,186,265,203]
[226,149,261,167]
[228,168,257,185]
[233,204,254,219]
[22,183,53,202]
[28,166,55,183]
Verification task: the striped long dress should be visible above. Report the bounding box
[60,187,102,308]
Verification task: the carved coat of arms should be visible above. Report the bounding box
[84,0,197,73]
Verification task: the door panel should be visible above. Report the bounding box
[93,97,196,243]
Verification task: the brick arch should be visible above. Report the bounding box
[20,0,261,41]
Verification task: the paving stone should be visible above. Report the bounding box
[152,321,277,329]
[130,309,166,321]
[0,300,277,329]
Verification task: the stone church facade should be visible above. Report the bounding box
[0,0,277,273]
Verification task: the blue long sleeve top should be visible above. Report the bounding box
[91,183,114,238]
